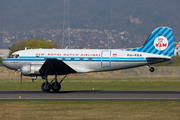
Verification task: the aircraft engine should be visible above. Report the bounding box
[21,64,42,76]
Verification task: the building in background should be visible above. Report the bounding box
[0,49,10,59]
[175,42,180,56]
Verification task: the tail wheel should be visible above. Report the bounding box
[41,82,51,92]
[52,82,61,92]
[150,67,154,72]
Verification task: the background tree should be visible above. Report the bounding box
[9,38,57,57]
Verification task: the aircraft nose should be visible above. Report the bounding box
[2,59,12,69]
[2,60,8,68]
[2,59,20,70]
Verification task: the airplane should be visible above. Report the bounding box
[2,27,174,92]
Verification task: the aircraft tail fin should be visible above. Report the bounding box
[124,27,174,57]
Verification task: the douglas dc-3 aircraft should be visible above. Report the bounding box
[3,27,174,92]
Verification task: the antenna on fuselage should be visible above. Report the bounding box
[65,46,68,49]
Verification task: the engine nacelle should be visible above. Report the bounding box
[21,64,42,76]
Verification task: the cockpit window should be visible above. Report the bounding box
[10,54,19,58]
[15,55,19,58]
[10,54,15,58]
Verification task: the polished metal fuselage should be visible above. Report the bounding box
[2,49,170,75]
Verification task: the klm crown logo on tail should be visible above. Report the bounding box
[154,36,168,50]
[125,27,174,57]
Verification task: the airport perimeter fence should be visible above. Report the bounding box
[0,65,180,78]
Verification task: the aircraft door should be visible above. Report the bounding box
[101,51,111,68]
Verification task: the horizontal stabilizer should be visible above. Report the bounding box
[146,57,171,64]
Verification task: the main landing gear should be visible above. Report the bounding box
[41,75,67,92]
[146,65,154,72]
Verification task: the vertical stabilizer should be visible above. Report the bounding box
[124,27,174,57]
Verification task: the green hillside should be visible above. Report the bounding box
[0,0,180,36]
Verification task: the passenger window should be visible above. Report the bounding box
[71,58,74,61]
[62,58,66,61]
[88,58,92,61]
[80,58,83,61]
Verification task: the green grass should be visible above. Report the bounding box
[0,101,180,120]
[1,77,180,119]
[0,77,180,90]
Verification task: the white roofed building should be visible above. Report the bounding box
[0,49,10,59]
[175,42,180,56]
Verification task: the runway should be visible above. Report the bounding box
[0,90,180,100]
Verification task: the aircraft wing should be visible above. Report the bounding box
[39,59,77,75]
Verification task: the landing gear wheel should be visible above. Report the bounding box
[41,82,51,92]
[149,67,154,72]
[52,82,61,92]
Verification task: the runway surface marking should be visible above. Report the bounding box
[0,90,180,100]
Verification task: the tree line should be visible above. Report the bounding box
[9,38,57,57]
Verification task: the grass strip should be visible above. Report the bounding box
[0,77,180,90]
[0,101,180,120]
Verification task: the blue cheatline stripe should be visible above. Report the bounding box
[5,59,148,63]
[147,28,170,54]
[111,57,144,60]
[19,56,102,59]
[18,56,146,60]
[112,60,145,62]
[19,56,104,60]
[4,59,45,61]
[4,57,147,63]
[20,59,45,61]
